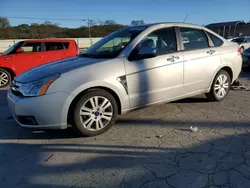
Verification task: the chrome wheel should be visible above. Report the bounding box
[0,71,9,87]
[79,96,113,131]
[214,74,229,98]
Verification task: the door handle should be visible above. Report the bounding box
[4,57,12,60]
[207,49,216,55]
[167,56,179,62]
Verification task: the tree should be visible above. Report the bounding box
[0,17,10,28]
[104,20,117,25]
[130,20,145,26]
[43,21,59,27]
[97,21,104,26]
[31,23,40,27]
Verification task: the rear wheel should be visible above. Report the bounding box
[206,70,231,102]
[0,68,11,88]
[72,89,118,137]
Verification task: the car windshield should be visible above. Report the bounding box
[81,26,147,59]
[2,41,23,55]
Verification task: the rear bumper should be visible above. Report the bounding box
[7,90,73,129]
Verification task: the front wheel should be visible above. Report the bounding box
[0,68,12,88]
[73,89,118,137]
[206,70,231,102]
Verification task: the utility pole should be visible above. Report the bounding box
[83,18,92,46]
[88,17,92,45]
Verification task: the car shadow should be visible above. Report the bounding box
[0,130,250,187]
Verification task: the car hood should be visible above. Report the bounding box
[15,56,105,83]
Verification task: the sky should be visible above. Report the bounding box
[0,0,250,28]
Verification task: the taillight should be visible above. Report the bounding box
[75,41,80,55]
[238,47,241,54]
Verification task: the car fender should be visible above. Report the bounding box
[208,64,234,91]
[60,80,130,124]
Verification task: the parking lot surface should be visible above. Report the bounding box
[0,72,250,188]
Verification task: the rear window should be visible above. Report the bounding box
[207,32,224,47]
[180,28,209,50]
[45,42,68,51]
[63,42,70,49]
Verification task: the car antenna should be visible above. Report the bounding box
[183,15,189,23]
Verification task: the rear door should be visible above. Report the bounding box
[178,27,222,93]
[42,42,69,63]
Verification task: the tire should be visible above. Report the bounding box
[0,68,12,88]
[206,70,231,102]
[72,89,118,137]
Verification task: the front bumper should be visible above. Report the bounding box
[7,90,73,129]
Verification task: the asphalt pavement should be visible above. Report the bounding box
[0,72,250,188]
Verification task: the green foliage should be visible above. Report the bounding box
[0,19,125,39]
[0,17,10,28]
[130,20,145,26]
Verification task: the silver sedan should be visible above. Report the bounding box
[7,22,242,136]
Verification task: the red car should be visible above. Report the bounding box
[0,39,79,88]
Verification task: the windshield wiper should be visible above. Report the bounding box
[80,53,96,58]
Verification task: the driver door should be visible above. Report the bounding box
[10,42,44,75]
[124,27,184,108]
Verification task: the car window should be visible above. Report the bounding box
[96,37,131,53]
[83,26,146,58]
[232,37,245,43]
[63,42,70,49]
[22,42,42,53]
[207,32,224,47]
[246,38,250,43]
[130,27,177,59]
[2,41,23,55]
[45,42,65,51]
[180,28,209,50]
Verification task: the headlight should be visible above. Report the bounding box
[19,74,60,97]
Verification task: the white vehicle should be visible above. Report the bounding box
[229,36,250,53]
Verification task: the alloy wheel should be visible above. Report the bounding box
[214,74,229,98]
[79,96,113,131]
[0,71,9,87]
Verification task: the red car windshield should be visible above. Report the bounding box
[2,41,23,55]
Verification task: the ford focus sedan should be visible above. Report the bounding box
[7,23,242,136]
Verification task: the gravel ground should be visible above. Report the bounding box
[0,72,250,188]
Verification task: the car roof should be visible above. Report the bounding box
[135,22,206,29]
[23,39,75,42]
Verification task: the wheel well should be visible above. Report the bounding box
[67,87,122,125]
[220,66,233,81]
[0,67,16,80]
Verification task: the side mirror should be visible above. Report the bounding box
[138,47,157,59]
[16,47,24,54]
